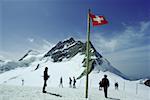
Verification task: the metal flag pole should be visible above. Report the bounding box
[85,8,91,99]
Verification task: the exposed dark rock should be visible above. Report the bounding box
[43,37,103,63]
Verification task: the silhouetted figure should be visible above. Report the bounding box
[22,79,24,86]
[99,81,102,90]
[69,77,72,88]
[59,77,63,88]
[73,77,76,88]
[102,75,109,98]
[42,67,49,93]
[115,82,119,90]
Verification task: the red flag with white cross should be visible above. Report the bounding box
[89,13,108,26]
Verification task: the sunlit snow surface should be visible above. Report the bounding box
[0,53,85,86]
[0,53,149,100]
[0,84,149,100]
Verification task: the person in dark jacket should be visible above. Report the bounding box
[115,82,119,90]
[69,77,72,88]
[22,79,24,86]
[59,77,63,88]
[73,77,76,88]
[102,75,109,98]
[42,67,49,93]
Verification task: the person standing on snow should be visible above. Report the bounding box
[69,77,72,88]
[115,82,119,90]
[73,77,76,88]
[22,79,24,86]
[59,77,63,88]
[102,75,109,98]
[42,67,49,93]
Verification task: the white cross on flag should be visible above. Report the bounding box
[89,13,108,26]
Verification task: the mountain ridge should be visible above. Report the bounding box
[0,37,144,81]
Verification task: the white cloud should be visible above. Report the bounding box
[0,51,22,60]
[0,55,5,60]
[91,21,150,78]
[92,34,117,52]
[0,38,54,60]
[26,37,54,53]
[105,45,150,78]
[41,39,54,52]
[140,21,150,32]
[28,38,34,43]
[92,20,150,53]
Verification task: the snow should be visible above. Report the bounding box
[0,51,150,100]
[0,84,149,100]
[0,53,85,87]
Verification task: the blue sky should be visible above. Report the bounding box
[0,0,150,79]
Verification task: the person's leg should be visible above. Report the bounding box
[104,87,107,98]
[73,84,76,88]
[43,80,47,93]
[106,88,108,98]
[45,80,47,87]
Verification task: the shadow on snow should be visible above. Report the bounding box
[107,97,120,100]
[44,91,62,97]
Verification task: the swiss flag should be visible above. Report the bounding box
[89,13,108,26]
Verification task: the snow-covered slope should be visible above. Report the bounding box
[0,37,142,87]
[0,50,43,74]
[0,84,149,100]
[18,50,40,61]
[43,37,129,80]
[0,53,84,86]
[0,55,149,100]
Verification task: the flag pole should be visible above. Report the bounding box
[85,8,91,99]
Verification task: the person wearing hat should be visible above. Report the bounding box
[101,75,110,98]
[42,67,49,93]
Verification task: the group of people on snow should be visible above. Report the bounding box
[42,67,119,98]
[69,77,76,88]
[99,75,110,98]
[99,75,119,98]
[59,76,76,88]
[42,67,77,93]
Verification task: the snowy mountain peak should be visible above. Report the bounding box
[42,37,129,80]
[43,37,103,62]
[43,37,85,62]
[19,50,40,61]
[0,37,131,83]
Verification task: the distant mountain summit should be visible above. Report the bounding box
[42,37,129,80]
[43,37,85,62]
[19,50,40,61]
[43,37,103,63]
[0,37,130,80]
[0,50,40,74]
